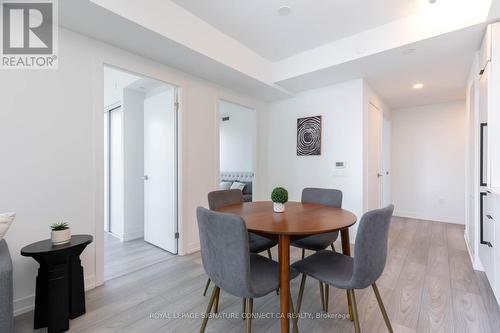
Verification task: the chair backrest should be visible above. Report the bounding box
[196,207,251,298]
[351,205,394,289]
[208,189,244,211]
[301,188,342,208]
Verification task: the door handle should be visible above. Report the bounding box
[480,123,487,186]
[143,175,149,180]
[487,214,494,220]
[480,192,493,247]
[377,173,383,178]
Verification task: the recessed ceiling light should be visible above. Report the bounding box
[413,83,424,89]
[278,6,291,16]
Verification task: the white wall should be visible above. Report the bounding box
[262,79,365,239]
[219,101,256,172]
[0,27,266,315]
[122,88,145,241]
[392,101,466,224]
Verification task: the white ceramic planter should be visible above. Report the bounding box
[51,229,71,245]
[273,202,285,213]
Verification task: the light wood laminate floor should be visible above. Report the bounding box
[15,218,500,332]
[103,232,174,281]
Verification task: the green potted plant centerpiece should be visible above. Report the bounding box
[271,187,288,213]
[50,222,71,245]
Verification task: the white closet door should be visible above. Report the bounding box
[144,88,177,253]
[109,108,124,238]
[367,103,384,210]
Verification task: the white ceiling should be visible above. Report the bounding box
[60,0,292,101]
[171,0,423,61]
[63,0,494,108]
[276,24,485,108]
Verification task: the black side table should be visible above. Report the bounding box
[21,235,93,333]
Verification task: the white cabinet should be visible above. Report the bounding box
[489,24,500,189]
[476,22,500,305]
[492,192,500,303]
[478,22,500,189]
[480,192,495,284]
[479,63,489,187]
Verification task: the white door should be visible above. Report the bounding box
[382,117,391,207]
[144,88,177,254]
[466,83,476,254]
[367,103,384,210]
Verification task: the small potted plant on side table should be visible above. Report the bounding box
[271,187,288,213]
[50,222,71,245]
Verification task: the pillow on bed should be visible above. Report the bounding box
[219,181,232,190]
[230,181,246,191]
[0,212,16,240]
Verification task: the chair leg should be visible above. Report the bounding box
[267,248,273,259]
[200,286,218,333]
[347,290,353,321]
[372,283,393,333]
[213,287,220,313]
[289,293,299,333]
[325,284,330,312]
[348,290,361,333]
[203,278,211,296]
[319,282,325,311]
[245,298,253,333]
[330,243,335,251]
[301,248,305,259]
[242,298,246,320]
[296,274,307,313]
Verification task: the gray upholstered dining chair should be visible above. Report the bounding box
[292,205,395,333]
[203,189,278,297]
[291,187,342,311]
[196,207,299,333]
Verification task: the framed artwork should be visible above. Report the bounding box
[297,115,321,156]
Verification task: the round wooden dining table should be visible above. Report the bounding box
[217,201,357,333]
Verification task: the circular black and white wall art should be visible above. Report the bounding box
[297,116,321,156]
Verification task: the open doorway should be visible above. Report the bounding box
[103,65,179,281]
[218,100,256,201]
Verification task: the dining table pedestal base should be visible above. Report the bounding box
[217,201,357,333]
[278,234,291,333]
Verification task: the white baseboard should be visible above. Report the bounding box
[14,274,96,317]
[183,242,200,255]
[464,233,484,271]
[394,210,464,225]
[122,230,144,242]
[13,294,35,316]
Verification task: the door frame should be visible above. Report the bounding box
[94,61,182,287]
[215,98,258,194]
